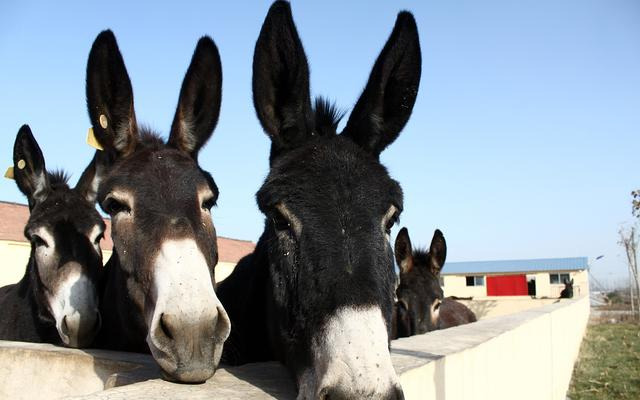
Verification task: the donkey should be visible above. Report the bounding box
[85,30,230,383]
[0,125,103,348]
[393,227,476,338]
[217,2,421,398]
[560,278,574,298]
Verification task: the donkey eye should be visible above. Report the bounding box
[385,210,400,234]
[272,210,291,232]
[202,197,216,211]
[102,197,130,216]
[31,234,49,248]
[433,300,442,310]
[94,232,104,245]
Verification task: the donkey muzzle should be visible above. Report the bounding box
[147,239,231,383]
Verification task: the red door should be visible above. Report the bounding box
[487,275,528,296]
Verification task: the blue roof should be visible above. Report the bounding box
[442,257,588,275]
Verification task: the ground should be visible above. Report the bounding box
[567,319,640,400]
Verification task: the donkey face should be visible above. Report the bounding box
[13,125,103,347]
[86,31,230,383]
[394,228,447,335]
[252,3,421,398]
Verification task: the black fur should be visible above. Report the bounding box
[0,125,104,346]
[313,97,345,137]
[218,2,421,397]
[559,278,574,298]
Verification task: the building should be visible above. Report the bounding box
[0,201,254,287]
[441,257,589,299]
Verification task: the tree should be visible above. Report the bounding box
[633,190,640,218]
[619,226,640,315]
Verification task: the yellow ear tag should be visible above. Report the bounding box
[99,114,108,129]
[4,166,14,180]
[17,159,26,169]
[87,127,104,151]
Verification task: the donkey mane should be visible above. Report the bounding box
[411,248,431,268]
[48,170,70,186]
[138,126,168,150]
[313,97,345,136]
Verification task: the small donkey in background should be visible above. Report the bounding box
[0,125,104,348]
[393,227,476,338]
[560,278,574,298]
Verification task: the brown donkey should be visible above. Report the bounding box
[393,227,476,338]
[85,31,230,383]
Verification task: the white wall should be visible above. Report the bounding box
[442,275,487,297]
[393,296,590,400]
[0,297,590,399]
[443,270,589,299]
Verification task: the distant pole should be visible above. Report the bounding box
[587,255,606,292]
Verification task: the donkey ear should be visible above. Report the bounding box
[13,125,50,207]
[394,227,413,274]
[253,1,313,161]
[75,150,111,204]
[342,12,421,157]
[429,229,447,275]
[86,30,138,157]
[168,36,222,159]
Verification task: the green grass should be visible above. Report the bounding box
[568,323,640,400]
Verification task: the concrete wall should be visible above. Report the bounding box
[443,275,487,298]
[532,270,589,298]
[458,297,563,320]
[0,297,590,399]
[215,262,237,284]
[534,272,552,297]
[393,296,590,400]
[0,241,29,287]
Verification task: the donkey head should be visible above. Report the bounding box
[86,31,230,383]
[13,125,103,347]
[561,278,574,298]
[394,227,447,336]
[252,2,421,398]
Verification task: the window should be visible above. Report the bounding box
[465,276,485,286]
[549,273,570,285]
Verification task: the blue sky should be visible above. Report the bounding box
[1,1,638,287]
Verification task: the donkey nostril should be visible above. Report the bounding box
[393,386,405,400]
[318,388,346,400]
[159,313,175,341]
[61,315,70,336]
[93,312,102,333]
[318,388,330,400]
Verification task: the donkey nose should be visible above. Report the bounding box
[319,386,404,400]
[156,308,230,345]
[147,238,231,382]
[148,304,230,383]
[60,309,100,348]
[158,313,178,341]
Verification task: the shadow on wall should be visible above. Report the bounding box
[224,362,296,399]
[90,350,160,389]
[462,300,498,320]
